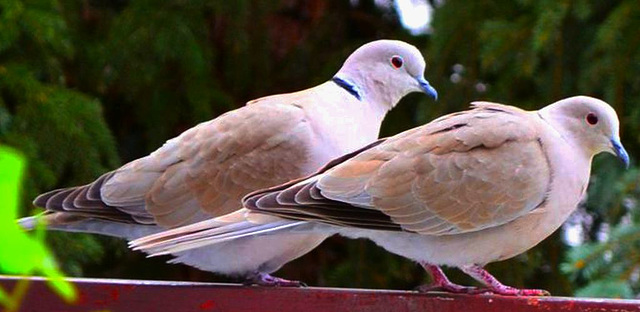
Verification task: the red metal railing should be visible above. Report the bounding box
[1,276,640,312]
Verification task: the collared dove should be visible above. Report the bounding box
[22,40,437,286]
[132,96,629,295]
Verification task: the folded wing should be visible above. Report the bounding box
[245,103,552,236]
[35,100,317,228]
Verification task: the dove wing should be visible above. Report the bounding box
[36,97,319,228]
[247,103,552,235]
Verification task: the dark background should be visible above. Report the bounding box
[2,0,640,298]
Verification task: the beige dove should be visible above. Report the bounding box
[22,40,438,285]
[132,96,629,295]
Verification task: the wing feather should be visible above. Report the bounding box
[34,100,318,228]
[245,103,552,236]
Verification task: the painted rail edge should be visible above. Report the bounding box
[1,275,640,312]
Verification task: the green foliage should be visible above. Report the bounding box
[2,0,640,299]
[559,161,640,298]
[574,280,634,299]
[563,222,640,298]
[0,146,76,308]
[1,0,420,284]
[0,0,119,276]
[427,0,640,297]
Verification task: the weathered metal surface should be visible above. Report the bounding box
[1,275,640,312]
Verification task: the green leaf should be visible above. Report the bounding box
[575,280,634,299]
[0,146,77,304]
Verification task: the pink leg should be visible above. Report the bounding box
[244,272,306,287]
[416,263,478,294]
[460,264,550,296]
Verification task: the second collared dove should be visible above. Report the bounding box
[132,96,629,295]
[21,40,437,285]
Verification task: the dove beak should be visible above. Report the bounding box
[416,77,438,101]
[610,138,630,169]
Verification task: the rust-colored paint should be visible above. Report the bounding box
[527,297,540,306]
[1,276,640,312]
[199,299,215,310]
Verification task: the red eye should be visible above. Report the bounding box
[390,55,403,69]
[586,113,598,125]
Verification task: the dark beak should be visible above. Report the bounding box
[611,138,630,169]
[417,77,438,101]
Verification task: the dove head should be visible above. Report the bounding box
[334,40,437,109]
[539,96,629,168]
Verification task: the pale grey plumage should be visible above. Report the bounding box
[131,96,628,293]
[23,39,436,279]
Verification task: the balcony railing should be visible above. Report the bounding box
[1,276,640,312]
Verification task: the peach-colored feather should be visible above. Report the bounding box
[300,103,551,235]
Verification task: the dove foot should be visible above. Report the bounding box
[416,283,479,294]
[476,286,550,296]
[460,264,550,296]
[244,272,306,287]
[418,263,478,294]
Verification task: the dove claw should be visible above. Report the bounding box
[418,263,478,294]
[460,264,551,297]
[416,283,479,294]
[477,286,550,297]
[244,272,305,287]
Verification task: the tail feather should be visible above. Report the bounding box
[18,212,87,231]
[137,221,260,255]
[128,209,247,247]
[130,216,305,256]
[144,221,305,256]
[17,216,40,230]
[129,218,238,249]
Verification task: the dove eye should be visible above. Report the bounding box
[390,55,404,69]
[586,113,598,125]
